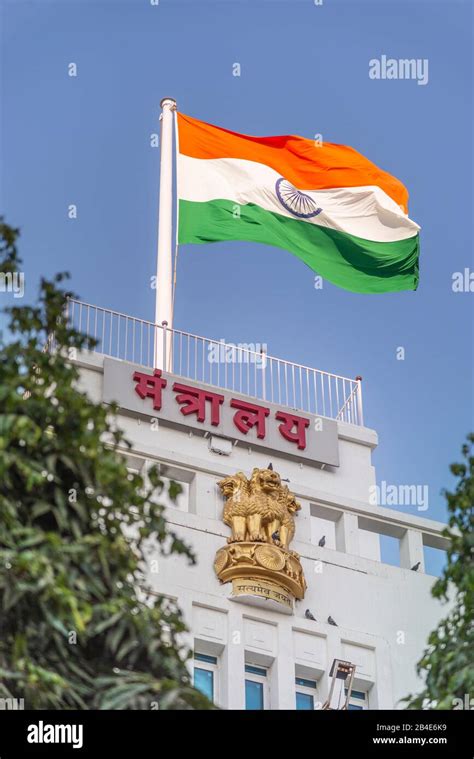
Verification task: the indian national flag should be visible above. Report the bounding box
[177,113,420,294]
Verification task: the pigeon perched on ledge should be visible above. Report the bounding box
[411,562,421,571]
[327,615,338,626]
[318,535,326,547]
[305,609,317,621]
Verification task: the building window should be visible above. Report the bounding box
[141,461,192,512]
[345,688,368,710]
[295,677,318,710]
[150,473,190,511]
[245,665,268,710]
[194,653,218,703]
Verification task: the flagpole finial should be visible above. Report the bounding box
[160,97,177,109]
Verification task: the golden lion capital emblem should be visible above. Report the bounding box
[218,466,301,551]
[215,466,306,611]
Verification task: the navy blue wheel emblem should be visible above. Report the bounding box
[275,177,322,218]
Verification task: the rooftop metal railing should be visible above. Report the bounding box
[65,298,364,426]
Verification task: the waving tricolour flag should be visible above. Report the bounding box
[177,113,420,294]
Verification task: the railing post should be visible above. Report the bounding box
[260,346,267,401]
[355,375,363,426]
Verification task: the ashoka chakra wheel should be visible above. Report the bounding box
[275,177,322,218]
[255,545,286,571]
[214,548,228,574]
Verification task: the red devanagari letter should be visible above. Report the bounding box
[173,382,224,426]
[231,398,270,439]
[133,369,167,410]
[275,410,310,450]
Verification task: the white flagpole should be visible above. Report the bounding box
[154,97,176,369]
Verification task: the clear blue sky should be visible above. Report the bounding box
[2,0,472,573]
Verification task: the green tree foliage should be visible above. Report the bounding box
[0,220,212,709]
[405,434,474,709]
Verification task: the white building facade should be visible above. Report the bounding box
[70,300,448,711]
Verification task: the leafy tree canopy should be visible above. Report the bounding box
[405,434,474,709]
[0,220,212,709]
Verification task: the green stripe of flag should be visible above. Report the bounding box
[178,199,420,294]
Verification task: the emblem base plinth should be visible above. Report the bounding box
[214,541,306,613]
[231,577,294,613]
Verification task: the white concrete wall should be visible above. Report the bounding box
[74,354,449,710]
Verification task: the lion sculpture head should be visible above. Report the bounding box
[250,467,281,496]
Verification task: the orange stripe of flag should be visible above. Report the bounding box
[177,113,409,212]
